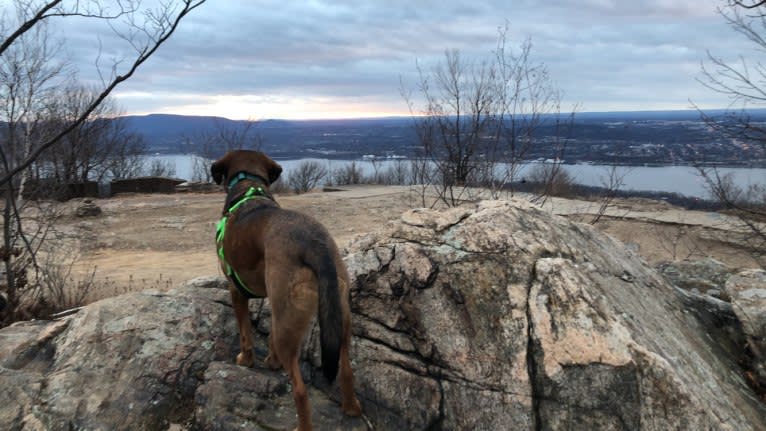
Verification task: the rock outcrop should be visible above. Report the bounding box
[74,199,102,217]
[334,200,766,430]
[0,286,237,430]
[0,199,764,430]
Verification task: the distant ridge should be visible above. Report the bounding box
[118,109,766,165]
[121,108,766,125]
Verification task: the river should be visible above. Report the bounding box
[148,154,765,200]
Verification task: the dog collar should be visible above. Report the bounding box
[228,171,269,190]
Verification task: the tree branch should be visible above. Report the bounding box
[0,0,207,187]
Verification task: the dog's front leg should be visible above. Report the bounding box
[230,287,255,367]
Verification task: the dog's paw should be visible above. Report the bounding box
[342,398,362,417]
[264,353,281,370]
[236,352,255,368]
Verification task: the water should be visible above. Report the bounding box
[146,154,766,200]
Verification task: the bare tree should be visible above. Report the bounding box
[0,0,207,325]
[105,120,146,180]
[190,118,261,182]
[491,24,571,198]
[700,168,766,265]
[403,23,575,208]
[696,0,766,267]
[590,164,629,225]
[35,85,146,188]
[144,158,176,177]
[404,49,495,207]
[0,10,68,324]
[1,0,207,187]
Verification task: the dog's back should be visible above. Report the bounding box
[225,205,345,380]
[269,210,344,380]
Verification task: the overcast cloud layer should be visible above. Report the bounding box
[32,0,754,119]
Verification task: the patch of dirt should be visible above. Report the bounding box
[59,186,757,303]
[68,186,418,301]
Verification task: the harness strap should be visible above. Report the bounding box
[216,186,269,298]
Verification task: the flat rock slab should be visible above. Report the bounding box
[195,361,368,431]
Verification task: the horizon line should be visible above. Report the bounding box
[120,107,762,123]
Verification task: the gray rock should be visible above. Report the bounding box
[726,269,766,389]
[74,200,102,217]
[181,275,229,290]
[194,361,367,431]
[657,257,734,298]
[0,287,237,430]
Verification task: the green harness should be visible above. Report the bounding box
[216,185,269,298]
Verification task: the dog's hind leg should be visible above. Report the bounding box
[264,332,280,369]
[229,286,255,368]
[285,353,311,431]
[267,266,318,431]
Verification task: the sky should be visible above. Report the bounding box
[16,0,760,120]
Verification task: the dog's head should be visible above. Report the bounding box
[210,150,283,189]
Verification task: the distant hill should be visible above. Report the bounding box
[120,109,766,166]
[120,113,417,158]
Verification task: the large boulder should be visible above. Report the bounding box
[0,286,237,430]
[334,200,766,430]
[0,281,367,431]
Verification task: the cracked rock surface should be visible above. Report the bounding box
[0,286,238,430]
[1,199,765,430]
[338,199,766,430]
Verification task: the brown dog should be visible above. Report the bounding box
[211,150,361,431]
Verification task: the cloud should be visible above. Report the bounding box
[30,0,751,118]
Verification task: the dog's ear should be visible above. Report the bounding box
[211,159,227,185]
[267,160,282,184]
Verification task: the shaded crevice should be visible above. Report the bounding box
[526,264,543,431]
[211,299,231,308]
[360,322,537,401]
[354,311,418,339]
[356,329,417,357]
[426,377,446,431]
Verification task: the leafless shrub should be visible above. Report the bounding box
[407,157,436,207]
[144,159,177,177]
[526,163,576,200]
[288,160,328,194]
[268,176,289,195]
[699,168,766,266]
[657,224,706,261]
[331,161,365,185]
[34,253,96,317]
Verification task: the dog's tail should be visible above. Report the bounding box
[304,247,342,383]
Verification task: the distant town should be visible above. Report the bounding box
[123,109,766,167]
